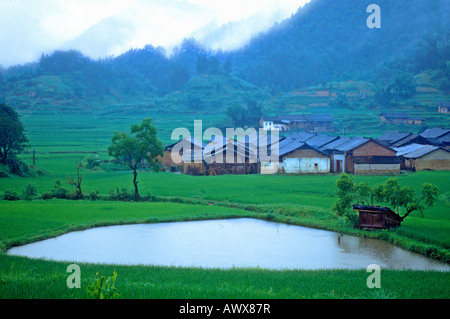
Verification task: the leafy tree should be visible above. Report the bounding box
[0,103,29,165]
[108,118,163,200]
[226,99,262,127]
[333,173,439,225]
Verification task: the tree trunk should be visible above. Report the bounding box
[133,168,140,200]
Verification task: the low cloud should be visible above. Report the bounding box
[0,0,309,67]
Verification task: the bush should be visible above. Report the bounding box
[109,188,133,201]
[2,190,20,201]
[52,178,68,199]
[88,191,100,201]
[41,191,54,200]
[22,184,37,200]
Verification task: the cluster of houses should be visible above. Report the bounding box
[161,126,450,176]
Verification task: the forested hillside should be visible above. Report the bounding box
[0,0,448,115]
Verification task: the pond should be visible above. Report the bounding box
[7,218,450,271]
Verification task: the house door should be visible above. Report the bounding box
[336,160,343,173]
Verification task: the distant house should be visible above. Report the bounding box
[321,138,400,175]
[438,102,449,113]
[396,144,450,171]
[278,137,330,174]
[379,113,423,125]
[379,113,410,124]
[260,114,334,133]
[163,137,206,172]
[420,128,450,148]
[260,116,288,131]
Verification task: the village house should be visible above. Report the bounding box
[176,136,260,176]
[437,102,449,113]
[260,114,334,133]
[162,137,206,172]
[395,144,450,171]
[379,112,422,125]
[379,112,410,124]
[321,137,400,175]
[278,137,330,174]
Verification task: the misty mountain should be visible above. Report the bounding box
[0,0,448,110]
[224,0,450,92]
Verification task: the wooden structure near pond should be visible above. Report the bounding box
[353,205,402,230]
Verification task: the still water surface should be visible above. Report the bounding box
[8,218,450,271]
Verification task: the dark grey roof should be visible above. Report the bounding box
[390,134,430,148]
[420,128,450,139]
[376,131,411,143]
[286,132,316,142]
[306,135,339,148]
[402,145,441,159]
[394,143,429,157]
[335,137,369,152]
[278,139,305,157]
[277,114,307,122]
[165,137,207,150]
[380,112,409,119]
[320,136,352,151]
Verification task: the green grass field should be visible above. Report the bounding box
[0,110,449,299]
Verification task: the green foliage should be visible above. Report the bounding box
[22,184,37,201]
[0,164,8,177]
[1,190,20,201]
[86,271,120,299]
[108,118,164,200]
[226,99,262,127]
[0,103,29,165]
[51,178,68,199]
[333,174,440,224]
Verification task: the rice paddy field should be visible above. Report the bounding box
[0,110,449,300]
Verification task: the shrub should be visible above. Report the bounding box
[86,271,120,299]
[88,191,100,201]
[22,184,37,200]
[2,190,20,201]
[52,178,68,199]
[41,191,54,200]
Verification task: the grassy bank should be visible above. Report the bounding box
[0,198,449,299]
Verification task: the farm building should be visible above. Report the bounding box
[278,137,330,174]
[378,113,423,125]
[260,116,288,131]
[353,205,402,229]
[397,145,450,171]
[420,128,450,149]
[437,102,449,113]
[379,112,410,124]
[321,138,400,175]
[240,132,284,174]
[162,137,206,172]
[260,114,334,133]
[180,136,260,176]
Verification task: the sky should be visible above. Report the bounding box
[0,0,311,68]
